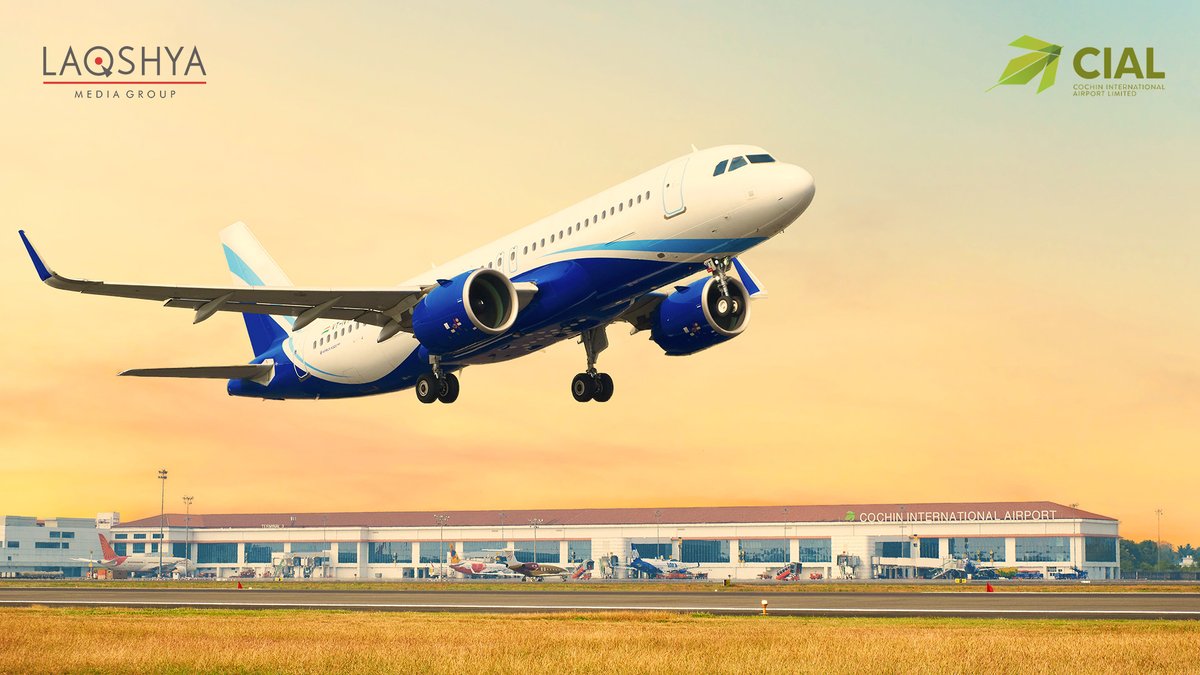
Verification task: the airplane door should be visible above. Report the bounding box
[508,245,518,274]
[662,156,689,218]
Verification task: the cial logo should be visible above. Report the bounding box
[41,45,207,101]
[989,35,1165,97]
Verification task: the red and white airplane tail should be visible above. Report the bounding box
[97,533,119,561]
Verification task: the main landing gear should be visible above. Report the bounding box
[571,326,614,403]
[705,256,741,318]
[416,357,460,404]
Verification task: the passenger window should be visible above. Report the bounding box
[728,156,748,172]
[523,246,528,254]
[636,194,641,204]
[747,153,775,164]
[541,238,545,246]
[713,159,728,176]
[593,215,598,223]
[551,234,555,242]
[610,207,615,216]
[559,230,563,238]
[312,341,316,349]
[511,252,516,260]
[601,211,605,220]
[645,190,650,199]
[487,262,492,269]
[532,242,537,251]
[618,203,623,212]
[628,198,633,207]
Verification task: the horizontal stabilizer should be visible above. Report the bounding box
[119,364,274,386]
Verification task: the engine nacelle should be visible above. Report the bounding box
[651,276,751,356]
[412,268,518,355]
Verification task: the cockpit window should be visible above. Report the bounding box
[713,159,728,176]
[747,153,775,164]
[728,156,748,172]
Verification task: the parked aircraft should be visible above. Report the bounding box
[626,546,702,579]
[447,546,515,578]
[72,534,190,576]
[19,145,814,403]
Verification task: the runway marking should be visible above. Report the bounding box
[2,600,1199,616]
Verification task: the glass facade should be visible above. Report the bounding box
[337,543,357,564]
[113,543,126,555]
[567,541,591,564]
[512,541,559,563]
[919,538,940,559]
[948,537,1006,562]
[290,542,331,554]
[875,541,910,558]
[1016,537,1071,562]
[463,541,507,558]
[682,540,730,563]
[244,543,283,563]
[739,539,788,563]
[631,543,672,559]
[197,543,237,564]
[132,543,145,554]
[420,542,452,564]
[368,542,412,564]
[172,542,187,558]
[798,539,832,563]
[1085,537,1117,563]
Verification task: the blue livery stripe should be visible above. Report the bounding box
[554,237,766,256]
[222,245,265,287]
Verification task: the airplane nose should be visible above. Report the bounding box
[781,164,816,214]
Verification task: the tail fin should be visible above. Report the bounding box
[219,222,291,356]
[449,545,460,564]
[98,533,118,561]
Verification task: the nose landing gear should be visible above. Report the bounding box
[571,326,614,403]
[704,257,740,318]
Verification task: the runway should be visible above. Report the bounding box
[2,587,1199,619]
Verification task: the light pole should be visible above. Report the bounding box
[499,512,506,546]
[157,469,168,579]
[1156,508,1164,568]
[434,515,449,578]
[182,495,193,577]
[655,510,662,558]
[529,518,544,563]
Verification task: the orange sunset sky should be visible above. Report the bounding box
[1,3,1197,543]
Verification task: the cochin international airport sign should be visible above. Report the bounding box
[848,509,1058,523]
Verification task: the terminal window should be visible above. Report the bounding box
[337,543,357,564]
[132,543,145,554]
[1084,537,1117,563]
[919,538,939,559]
[512,541,560,564]
[196,543,237,564]
[462,541,507,558]
[681,540,730,564]
[875,541,909,558]
[1016,537,1071,562]
[420,541,454,564]
[244,543,283,564]
[368,542,412,564]
[290,543,331,554]
[739,539,788,563]
[798,539,832,563]
[948,537,1006,562]
[631,543,672,559]
[567,541,591,564]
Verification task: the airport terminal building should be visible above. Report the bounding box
[109,501,1122,581]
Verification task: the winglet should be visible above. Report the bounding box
[18,231,53,282]
[731,257,767,298]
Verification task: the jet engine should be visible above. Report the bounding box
[651,276,750,356]
[412,268,518,355]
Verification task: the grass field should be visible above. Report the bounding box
[1,607,1198,673]
[3,578,1199,593]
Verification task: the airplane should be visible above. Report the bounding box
[626,545,702,579]
[447,546,516,578]
[18,145,815,403]
[72,533,190,576]
[483,547,576,581]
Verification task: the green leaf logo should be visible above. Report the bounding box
[988,35,1062,93]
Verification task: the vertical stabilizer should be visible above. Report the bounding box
[219,222,291,356]
[98,533,118,561]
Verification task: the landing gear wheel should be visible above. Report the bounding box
[715,295,732,317]
[437,373,460,404]
[571,373,594,402]
[415,373,440,404]
[593,373,614,402]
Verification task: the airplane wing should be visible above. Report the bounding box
[19,231,433,342]
[121,365,274,385]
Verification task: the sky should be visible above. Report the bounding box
[0,2,1196,543]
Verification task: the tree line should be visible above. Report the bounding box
[1120,539,1197,572]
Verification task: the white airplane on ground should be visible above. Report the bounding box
[626,545,703,579]
[19,145,814,403]
[72,533,190,576]
[447,547,517,578]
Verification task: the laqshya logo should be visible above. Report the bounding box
[41,45,206,100]
[989,35,1166,97]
